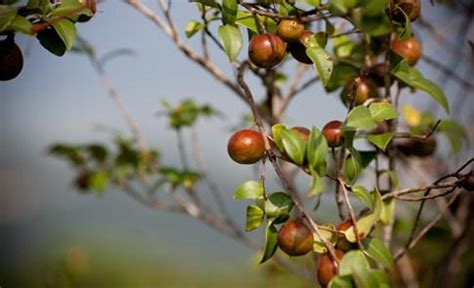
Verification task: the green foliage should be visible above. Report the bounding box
[218,24,243,62]
[161,99,219,129]
[233,181,265,200]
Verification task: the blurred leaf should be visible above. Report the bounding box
[392,61,449,114]
[352,267,380,288]
[218,24,242,62]
[246,205,264,232]
[0,5,17,32]
[313,224,337,253]
[86,144,108,163]
[328,0,357,15]
[326,63,358,92]
[99,49,136,67]
[352,186,372,209]
[402,104,422,127]
[332,35,355,58]
[308,171,325,196]
[339,250,370,276]
[281,128,306,165]
[50,0,90,18]
[271,123,286,151]
[367,132,395,151]
[369,101,398,122]
[344,189,382,243]
[7,15,32,35]
[260,222,278,263]
[328,275,354,288]
[234,181,264,200]
[264,192,294,219]
[52,18,76,50]
[235,10,276,33]
[364,237,394,269]
[222,0,237,25]
[89,170,109,192]
[358,14,392,36]
[190,0,220,8]
[380,198,395,225]
[438,119,468,152]
[344,106,377,131]
[49,143,84,165]
[185,20,204,38]
[307,126,328,174]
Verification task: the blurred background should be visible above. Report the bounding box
[1,1,473,287]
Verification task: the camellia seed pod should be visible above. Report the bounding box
[248,34,287,69]
[317,249,345,287]
[277,219,314,256]
[277,19,305,42]
[322,121,344,148]
[392,37,421,66]
[0,36,24,81]
[227,129,265,164]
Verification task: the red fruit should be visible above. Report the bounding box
[227,129,265,164]
[288,31,313,64]
[397,0,421,21]
[277,19,305,42]
[290,126,311,141]
[277,220,314,256]
[322,121,344,148]
[343,77,379,106]
[248,34,287,68]
[317,249,345,287]
[392,37,421,66]
[0,36,23,81]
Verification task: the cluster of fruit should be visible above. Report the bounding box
[0,0,97,81]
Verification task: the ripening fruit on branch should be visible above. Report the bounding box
[397,137,436,157]
[317,249,345,287]
[392,37,421,66]
[277,219,314,256]
[322,121,344,148]
[277,19,305,42]
[227,129,265,164]
[77,0,97,22]
[0,36,24,81]
[343,77,379,106]
[288,31,313,64]
[368,63,394,87]
[290,126,311,141]
[396,0,421,22]
[248,34,287,69]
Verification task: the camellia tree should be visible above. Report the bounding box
[1,0,473,286]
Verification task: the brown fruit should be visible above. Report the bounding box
[317,249,345,287]
[392,37,421,66]
[343,77,379,106]
[277,19,305,42]
[397,0,421,22]
[335,220,355,251]
[277,220,314,256]
[77,0,97,22]
[227,129,265,164]
[322,121,344,148]
[75,171,92,191]
[0,36,23,81]
[288,31,313,64]
[368,63,394,87]
[248,34,287,69]
[397,137,436,157]
[290,126,311,141]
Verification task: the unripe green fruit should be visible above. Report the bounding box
[392,37,421,66]
[277,220,314,256]
[288,31,313,64]
[343,77,379,106]
[317,249,345,287]
[322,121,344,148]
[227,129,265,164]
[0,37,23,81]
[277,19,305,42]
[248,34,287,69]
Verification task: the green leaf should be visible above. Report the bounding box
[368,270,391,288]
[332,35,355,58]
[359,0,388,15]
[313,224,337,253]
[379,169,399,189]
[218,24,242,62]
[185,20,204,38]
[37,27,67,56]
[89,170,109,192]
[395,7,411,40]
[280,128,306,165]
[391,61,450,114]
[222,0,237,25]
[328,275,354,288]
[369,101,398,122]
[326,63,358,92]
[271,124,286,151]
[438,119,468,152]
[260,222,278,263]
[235,10,276,33]
[0,5,17,32]
[344,153,361,183]
[264,192,294,219]
[339,250,370,276]
[367,132,395,151]
[344,106,377,131]
[328,0,357,15]
[233,180,264,200]
[7,15,33,35]
[359,14,392,36]
[245,205,264,232]
[308,171,325,196]
[306,126,328,173]
[190,0,220,8]
[50,0,90,18]
[380,198,395,225]
[352,186,372,209]
[52,19,76,51]
[344,189,382,243]
[306,45,333,87]
[352,267,380,288]
[364,237,394,269]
